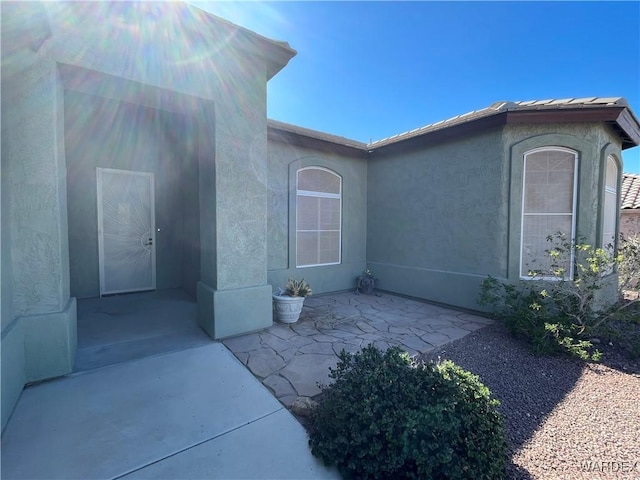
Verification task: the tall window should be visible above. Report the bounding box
[521,147,578,279]
[296,167,342,267]
[602,155,618,251]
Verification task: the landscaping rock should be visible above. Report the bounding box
[290,396,318,417]
[419,322,640,479]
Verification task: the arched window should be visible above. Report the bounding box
[602,155,619,250]
[521,147,578,279]
[296,167,342,267]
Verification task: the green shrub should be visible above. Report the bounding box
[308,345,507,480]
[478,275,602,360]
[479,233,640,361]
[619,234,640,293]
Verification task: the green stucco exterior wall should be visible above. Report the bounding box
[504,123,623,305]
[39,1,276,340]
[505,123,622,260]
[195,49,274,339]
[1,0,288,430]
[2,0,633,436]
[1,33,77,430]
[1,322,25,431]
[65,90,200,299]
[367,128,507,309]
[367,122,623,310]
[267,142,368,294]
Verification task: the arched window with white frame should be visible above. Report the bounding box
[296,167,342,267]
[602,155,619,251]
[520,147,578,279]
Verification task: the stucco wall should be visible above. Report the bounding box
[209,56,269,291]
[178,119,201,299]
[32,2,275,340]
[42,0,272,294]
[42,0,271,296]
[195,46,275,339]
[367,128,507,309]
[3,52,78,385]
[65,90,199,298]
[504,123,622,305]
[504,123,621,244]
[504,122,622,258]
[367,123,623,310]
[1,322,25,431]
[43,3,228,103]
[1,0,279,430]
[1,111,23,429]
[1,100,13,332]
[1,24,76,428]
[267,141,368,293]
[4,53,70,317]
[621,211,640,238]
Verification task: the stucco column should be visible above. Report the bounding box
[197,63,273,339]
[2,50,77,381]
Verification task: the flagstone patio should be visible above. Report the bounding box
[223,292,493,406]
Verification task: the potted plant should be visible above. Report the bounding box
[356,268,376,294]
[273,278,312,324]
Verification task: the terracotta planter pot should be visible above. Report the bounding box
[273,295,306,323]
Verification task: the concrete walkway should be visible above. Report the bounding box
[224,292,493,405]
[74,289,211,372]
[2,291,490,479]
[1,344,339,480]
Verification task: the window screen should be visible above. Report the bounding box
[296,167,342,267]
[521,148,577,279]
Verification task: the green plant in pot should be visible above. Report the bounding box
[273,279,312,324]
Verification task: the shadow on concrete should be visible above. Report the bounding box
[74,288,212,371]
[2,344,338,479]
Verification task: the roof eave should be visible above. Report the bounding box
[234,29,297,80]
[370,105,640,154]
[370,113,507,155]
[505,107,640,149]
[185,3,297,80]
[268,121,369,157]
[614,108,640,149]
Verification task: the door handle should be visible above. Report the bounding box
[144,238,153,246]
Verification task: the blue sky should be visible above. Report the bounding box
[191,1,640,173]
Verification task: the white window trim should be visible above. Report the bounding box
[296,167,342,268]
[520,146,578,281]
[297,190,341,199]
[601,155,618,251]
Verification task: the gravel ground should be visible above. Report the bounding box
[420,323,640,479]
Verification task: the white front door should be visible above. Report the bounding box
[97,168,156,296]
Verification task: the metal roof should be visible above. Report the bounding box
[622,173,640,210]
[268,97,640,152]
[369,97,632,148]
